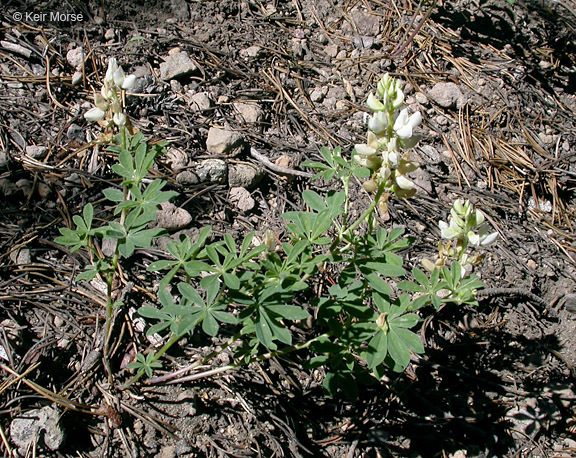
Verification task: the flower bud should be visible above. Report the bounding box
[362,180,378,193]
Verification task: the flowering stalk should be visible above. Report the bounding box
[354,74,422,205]
[433,199,498,269]
[84,58,138,361]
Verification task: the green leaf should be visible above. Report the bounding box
[103,187,125,203]
[266,304,310,320]
[366,331,388,370]
[302,190,326,212]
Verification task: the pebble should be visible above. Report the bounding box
[240,46,262,58]
[104,28,115,41]
[228,164,262,188]
[427,82,464,109]
[66,47,84,69]
[234,102,263,124]
[159,52,197,81]
[71,71,83,86]
[155,202,192,230]
[229,187,255,211]
[164,147,189,172]
[25,145,48,159]
[189,92,212,111]
[206,127,243,155]
[10,406,65,453]
[196,159,228,183]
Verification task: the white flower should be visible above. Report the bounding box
[395,174,414,190]
[355,143,377,156]
[84,106,106,122]
[366,93,385,112]
[105,58,118,84]
[121,74,137,90]
[393,109,422,139]
[367,112,388,135]
[113,112,127,127]
[439,219,461,240]
[468,226,498,247]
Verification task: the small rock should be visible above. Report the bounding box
[15,179,33,198]
[71,71,83,86]
[165,147,189,172]
[417,145,441,163]
[156,202,192,230]
[229,187,255,212]
[526,259,538,270]
[25,145,48,159]
[353,35,374,50]
[234,102,263,124]
[176,170,199,185]
[66,124,85,143]
[159,445,177,458]
[275,155,293,170]
[412,168,433,195]
[206,128,243,155]
[0,179,17,196]
[325,43,339,58]
[240,46,262,58]
[170,79,183,93]
[171,0,190,19]
[66,47,84,69]
[428,82,464,109]
[189,92,212,111]
[196,159,228,183]
[335,100,348,110]
[37,183,50,199]
[10,406,65,453]
[159,52,197,81]
[563,294,576,313]
[0,150,9,169]
[414,91,428,105]
[104,28,115,40]
[348,11,380,36]
[310,88,324,103]
[228,164,262,188]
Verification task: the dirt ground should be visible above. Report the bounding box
[1,0,576,456]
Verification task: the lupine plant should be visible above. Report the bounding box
[58,67,499,398]
[56,58,176,361]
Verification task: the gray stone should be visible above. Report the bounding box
[156,202,192,230]
[66,47,84,69]
[165,147,189,172]
[234,102,263,124]
[159,52,197,81]
[10,406,65,452]
[176,170,199,185]
[25,145,48,159]
[240,46,262,58]
[206,128,243,155]
[71,71,83,86]
[310,88,324,103]
[0,150,9,169]
[229,187,255,212]
[349,11,380,36]
[190,92,212,111]
[104,28,115,40]
[228,164,262,188]
[196,159,228,183]
[66,124,85,143]
[427,82,465,109]
[171,0,190,19]
[325,43,339,58]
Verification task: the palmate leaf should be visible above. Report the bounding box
[55,203,95,252]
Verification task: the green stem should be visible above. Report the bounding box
[331,181,386,251]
